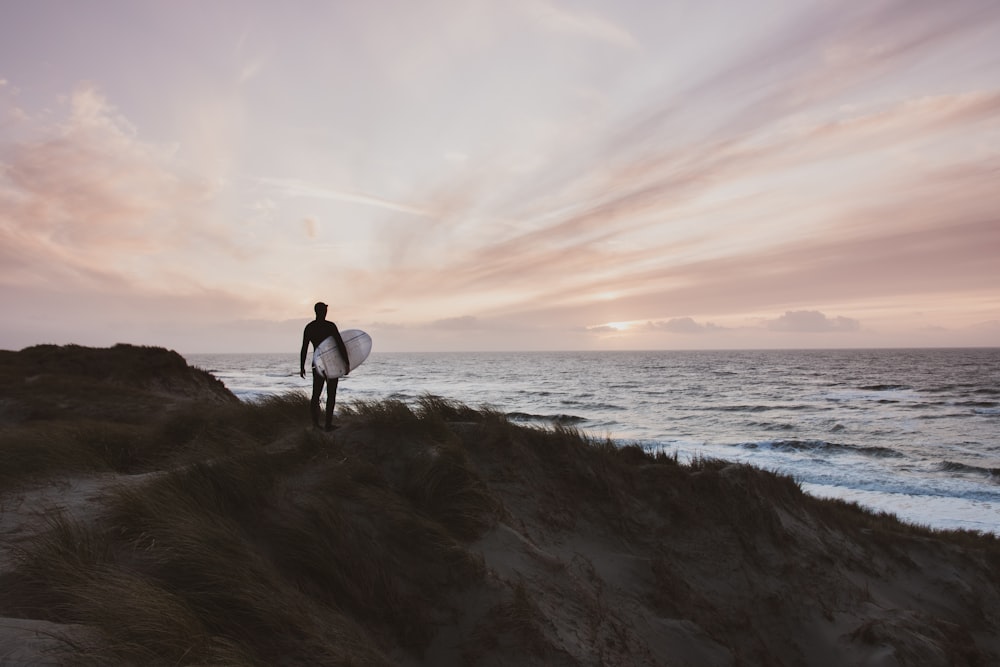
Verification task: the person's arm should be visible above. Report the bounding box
[332,325,350,376]
[299,327,310,378]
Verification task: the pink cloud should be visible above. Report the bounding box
[0,83,218,289]
[766,311,860,333]
[647,318,726,335]
[352,123,999,329]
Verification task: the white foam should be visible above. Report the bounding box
[801,482,1000,535]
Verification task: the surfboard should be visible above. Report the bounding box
[313,329,372,379]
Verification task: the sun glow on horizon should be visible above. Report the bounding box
[589,320,642,334]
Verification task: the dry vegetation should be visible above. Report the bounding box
[1,344,999,666]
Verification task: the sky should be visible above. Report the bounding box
[1,0,998,353]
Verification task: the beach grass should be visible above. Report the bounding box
[2,344,999,665]
[3,390,498,663]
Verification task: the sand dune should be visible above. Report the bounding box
[1,345,998,665]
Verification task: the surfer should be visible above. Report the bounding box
[300,302,350,431]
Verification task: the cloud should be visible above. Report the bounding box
[671,0,1000,128]
[498,202,999,333]
[288,1,1000,333]
[765,311,861,333]
[354,140,999,333]
[0,81,315,353]
[520,1,638,49]
[647,317,725,335]
[348,23,1000,320]
[258,177,435,219]
[3,2,997,353]
[0,83,220,290]
[363,52,1000,326]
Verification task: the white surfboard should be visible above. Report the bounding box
[313,329,372,379]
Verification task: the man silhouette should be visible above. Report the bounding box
[300,302,350,430]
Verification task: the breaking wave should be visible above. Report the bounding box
[738,439,903,458]
[507,412,587,425]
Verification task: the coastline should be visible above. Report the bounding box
[188,347,1000,536]
[2,344,999,665]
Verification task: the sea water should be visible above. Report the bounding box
[186,348,1000,535]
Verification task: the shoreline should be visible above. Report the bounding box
[189,348,1000,536]
[3,344,999,664]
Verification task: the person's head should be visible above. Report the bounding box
[314,302,328,318]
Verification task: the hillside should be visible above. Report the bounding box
[0,343,236,424]
[1,344,998,665]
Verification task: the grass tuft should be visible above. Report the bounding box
[404,442,498,540]
[415,394,484,422]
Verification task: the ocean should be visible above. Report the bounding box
[185,348,1000,535]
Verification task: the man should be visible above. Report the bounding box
[300,302,350,431]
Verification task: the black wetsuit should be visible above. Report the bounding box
[300,319,349,429]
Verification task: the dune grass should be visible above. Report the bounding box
[3,394,507,664]
[0,391,313,492]
[4,359,1000,665]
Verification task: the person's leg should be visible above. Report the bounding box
[324,378,339,429]
[310,369,324,428]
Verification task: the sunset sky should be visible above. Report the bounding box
[1,0,998,353]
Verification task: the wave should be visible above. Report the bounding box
[746,421,797,431]
[955,401,999,409]
[559,400,626,411]
[716,404,816,413]
[905,401,949,409]
[738,439,903,458]
[859,384,912,391]
[507,412,587,424]
[938,461,1000,480]
[918,412,977,420]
